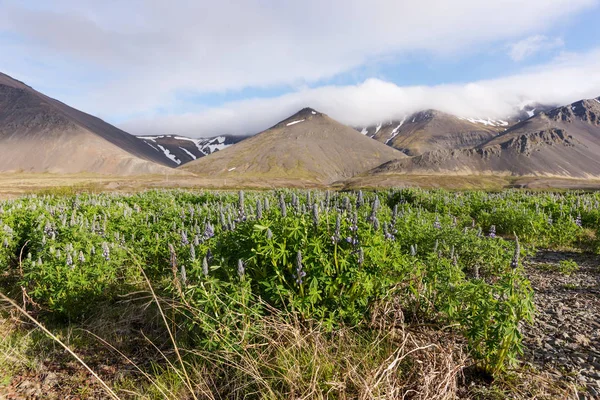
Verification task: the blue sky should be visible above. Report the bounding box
[1,0,600,136]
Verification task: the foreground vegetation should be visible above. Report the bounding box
[1,188,598,398]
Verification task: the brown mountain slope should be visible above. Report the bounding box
[0,72,177,175]
[181,108,405,184]
[371,97,600,178]
[358,110,503,155]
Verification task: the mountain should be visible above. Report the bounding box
[0,72,177,174]
[371,97,600,178]
[137,134,246,165]
[181,107,405,184]
[358,110,505,155]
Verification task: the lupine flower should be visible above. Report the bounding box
[511,235,520,269]
[102,242,110,261]
[203,222,214,239]
[331,214,341,243]
[358,247,364,265]
[237,259,245,278]
[190,244,196,261]
[433,216,441,229]
[202,256,209,276]
[357,190,364,208]
[291,193,299,210]
[384,223,394,240]
[78,251,85,263]
[66,253,73,267]
[181,231,189,246]
[488,225,496,238]
[256,199,263,219]
[180,264,187,286]
[294,250,306,285]
[410,245,417,256]
[372,216,380,231]
[264,197,270,211]
[266,228,273,240]
[575,214,582,227]
[279,194,287,217]
[349,212,358,232]
[312,204,319,226]
[343,196,350,212]
[346,236,359,246]
[238,190,245,210]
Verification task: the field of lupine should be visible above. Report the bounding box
[1,188,599,398]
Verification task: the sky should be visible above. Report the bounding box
[1,0,600,137]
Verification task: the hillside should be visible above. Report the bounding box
[0,72,177,175]
[370,97,600,178]
[181,108,405,184]
[137,134,246,165]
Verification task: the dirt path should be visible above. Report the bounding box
[522,251,600,398]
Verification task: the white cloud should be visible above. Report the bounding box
[120,48,600,137]
[508,35,564,61]
[0,0,597,117]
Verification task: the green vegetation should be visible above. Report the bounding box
[1,188,598,398]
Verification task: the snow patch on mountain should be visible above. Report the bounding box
[157,144,181,165]
[286,119,305,126]
[179,147,197,160]
[385,116,407,145]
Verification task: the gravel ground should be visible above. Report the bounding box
[522,251,600,399]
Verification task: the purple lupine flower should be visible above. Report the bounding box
[180,264,187,286]
[331,214,341,244]
[312,204,319,226]
[256,199,263,220]
[372,216,380,231]
[358,247,364,265]
[433,216,441,229]
[575,214,582,227]
[202,256,209,276]
[203,222,214,240]
[66,253,73,267]
[511,235,520,269]
[294,250,306,285]
[181,230,189,246]
[266,228,273,240]
[102,242,110,261]
[488,225,496,238]
[384,223,394,241]
[346,236,359,246]
[78,251,85,263]
[343,196,350,212]
[190,244,196,261]
[279,194,287,217]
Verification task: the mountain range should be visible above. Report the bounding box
[1,71,599,186]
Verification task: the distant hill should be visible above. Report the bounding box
[371,97,600,178]
[181,108,405,184]
[137,134,246,165]
[0,72,176,175]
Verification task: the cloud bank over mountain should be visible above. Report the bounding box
[122,49,600,136]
